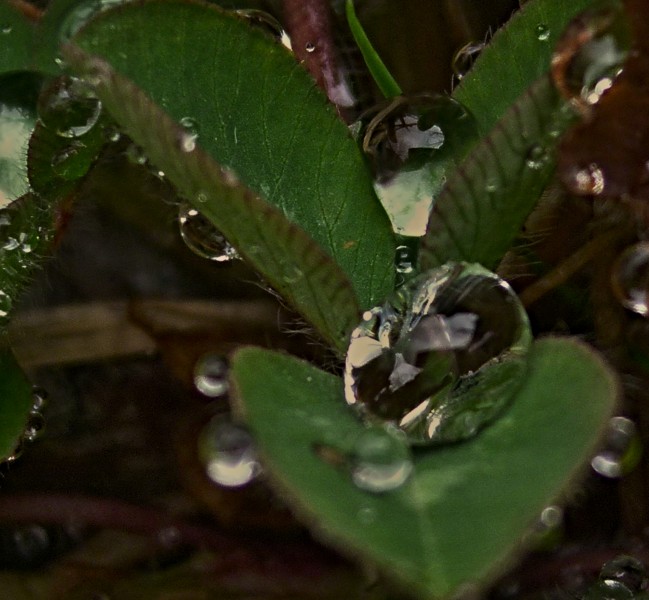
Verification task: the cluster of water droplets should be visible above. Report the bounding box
[178,201,239,263]
[591,416,642,479]
[198,413,261,488]
[355,94,477,238]
[583,555,649,599]
[344,262,531,445]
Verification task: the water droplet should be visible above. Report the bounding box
[344,262,531,445]
[37,76,102,138]
[1,25,13,35]
[198,415,261,488]
[59,0,123,42]
[193,353,229,398]
[50,142,85,180]
[235,9,292,50]
[535,23,550,41]
[395,245,415,275]
[611,242,649,316]
[31,387,48,412]
[178,201,239,262]
[157,525,182,549]
[23,412,45,442]
[360,95,477,237]
[103,125,121,143]
[351,426,412,493]
[11,525,50,562]
[452,42,485,81]
[525,144,549,170]
[591,416,641,478]
[5,437,24,463]
[563,162,606,196]
[178,116,199,153]
[0,289,12,318]
[551,6,631,111]
[125,143,147,166]
[305,42,316,53]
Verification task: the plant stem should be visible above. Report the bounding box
[282,0,356,116]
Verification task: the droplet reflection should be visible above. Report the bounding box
[591,417,642,478]
[344,262,531,445]
[178,201,239,263]
[193,353,229,398]
[198,415,261,488]
[612,242,649,316]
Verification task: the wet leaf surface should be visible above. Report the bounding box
[231,338,617,598]
[0,348,33,461]
[454,0,603,136]
[68,0,394,310]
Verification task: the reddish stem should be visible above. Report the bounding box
[282,0,355,117]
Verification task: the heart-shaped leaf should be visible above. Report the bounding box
[67,0,395,309]
[63,45,361,351]
[231,338,618,599]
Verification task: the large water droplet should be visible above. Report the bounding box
[178,201,239,262]
[344,262,531,445]
[359,95,476,237]
[591,416,642,478]
[198,415,261,488]
[235,9,292,50]
[351,426,412,493]
[611,242,649,316]
[37,76,102,138]
[551,6,631,111]
[452,42,485,81]
[193,353,229,398]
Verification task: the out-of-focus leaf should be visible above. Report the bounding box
[0,0,34,75]
[231,338,617,598]
[68,0,394,309]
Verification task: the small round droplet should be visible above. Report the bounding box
[525,144,549,170]
[193,353,229,398]
[351,426,412,493]
[5,437,24,463]
[344,262,531,445]
[1,25,13,35]
[125,143,148,166]
[178,201,239,262]
[37,76,102,138]
[103,125,121,143]
[395,245,415,275]
[535,23,550,41]
[178,116,199,153]
[611,242,649,316]
[157,525,182,549]
[591,416,642,478]
[305,42,316,53]
[198,416,261,488]
[31,387,48,412]
[452,42,484,81]
[23,412,45,442]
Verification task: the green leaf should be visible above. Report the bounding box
[68,0,395,309]
[0,72,41,205]
[0,0,34,75]
[0,348,33,461]
[453,0,606,136]
[345,0,402,98]
[420,76,577,271]
[63,45,361,351]
[231,338,618,599]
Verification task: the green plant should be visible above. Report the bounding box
[0,0,636,597]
